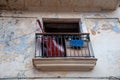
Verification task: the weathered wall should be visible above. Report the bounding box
[0,18,36,78]
[0,0,119,11]
[0,10,120,79]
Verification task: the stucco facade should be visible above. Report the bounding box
[0,0,120,80]
[0,0,119,11]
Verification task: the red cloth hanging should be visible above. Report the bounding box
[37,19,65,57]
[42,37,65,57]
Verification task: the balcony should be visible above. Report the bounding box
[33,33,97,71]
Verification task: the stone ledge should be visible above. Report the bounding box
[33,58,97,71]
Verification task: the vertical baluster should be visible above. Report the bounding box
[50,35,52,57]
[42,35,45,57]
[76,35,79,57]
[83,35,85,57]
[58,35,60,57]
[47,35,49,57]
[84,35,87,57]
[60,35,63,57]
[65,35,67,57]
[66,35,68,57]
[73,35,75,57]
[69,35,72,57]
[39,36,41,57]
[85,41,87,57]
[80,35,83,57]
[56,35,59,57]
[62,35,66,57]
[87,40,90,57]
[55,35,58,57]
[53,35,56,57]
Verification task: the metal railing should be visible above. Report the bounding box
[35,33,95,58]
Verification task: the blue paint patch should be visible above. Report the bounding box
[92,21,99,31]
[92,25,99,31]
[0,40,5,43]
[113,26,120,33]
[5,36,29,54]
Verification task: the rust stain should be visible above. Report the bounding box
[91,29,96,35]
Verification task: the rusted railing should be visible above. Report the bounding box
[35,33,94,58]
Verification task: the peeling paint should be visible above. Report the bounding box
[86,19,120,36]
[5,36,29,54]
[0,18,36,78]
[92,21,99,31]
[112,26,120,33]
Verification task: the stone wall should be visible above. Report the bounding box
[0,10,120,79]
[0,0,119,11]
[0,17,36,78]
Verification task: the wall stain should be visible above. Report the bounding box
[17,70,27,78]
[5,36,29,54]
[0,18,36,78]
[89,19,120,35]
[92,25,99,31]
[91,21,99,35]
[101,24,112,30]
[113,26,120,33]
[91,29,96,35]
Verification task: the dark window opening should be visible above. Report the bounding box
[43,18,80,33]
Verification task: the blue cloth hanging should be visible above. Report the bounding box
[70,40,84,47]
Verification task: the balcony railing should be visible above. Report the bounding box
[35,33,95,58]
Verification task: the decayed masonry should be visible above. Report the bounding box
[0,0,119,11]
[0,0,120,79]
